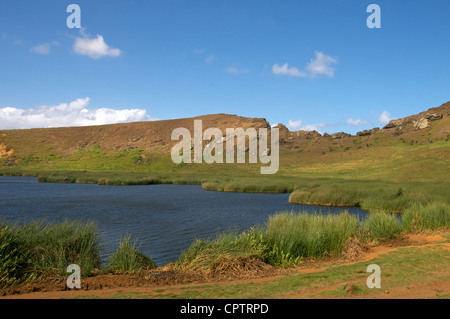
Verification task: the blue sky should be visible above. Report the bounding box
[0,0,449,134]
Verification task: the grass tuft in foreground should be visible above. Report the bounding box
[0,220,101,287]
[363,212,402,241]
[107,234,156,273]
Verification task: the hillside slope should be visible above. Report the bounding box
[0,102,449,182]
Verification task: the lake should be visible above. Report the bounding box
[0,176,369,265]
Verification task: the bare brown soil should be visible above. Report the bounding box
[1,230,448,299]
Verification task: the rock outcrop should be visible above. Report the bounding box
[357,128,380,137]
[331,132,351,139]
[383,119,403,129]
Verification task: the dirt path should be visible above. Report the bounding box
[2,231,449,299]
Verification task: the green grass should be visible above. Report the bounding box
[363,212,402,241]
[0,220,154,288]
[0,226,31,287]
[107,234,156,273]
[0,220,101,287]
[84,243,450,299]
[260,212,362,265]
[175,232,265,273]
[176,210,404,271]
[402,202,450,232]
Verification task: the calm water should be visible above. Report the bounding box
[0,176,369,265]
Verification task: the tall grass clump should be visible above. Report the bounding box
[0,220,101,285]
[107,235,156,273]
[0,226,33,287]
[176,232,265,273]
[261,211,361,266]
[402,202,450,232]
[363,212,402,241]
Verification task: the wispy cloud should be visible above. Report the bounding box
[0,98,157,130]
[378,111,392,124]
[272,64,307,77]
[273,51,338,78]
[73,30,121,59]
[226,66,250,74]
[205,54,216,64]
[287,119,327,133]
[346,118,370,126]
[30,41,59,55]
[193,49,217,64]
[287,120,303,130]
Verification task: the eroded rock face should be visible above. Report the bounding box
[425,113,443,121]
[0,142,14,158]
[413,117,430,130]
[383,119,403,129]
[331,132,351,139]
[357,128,380,137]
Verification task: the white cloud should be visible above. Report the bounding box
[0,98,157,130]
[287,120,326,133]
[193,48,205,54]
[346,118,370,126]
[30,41,59,55]
[73,34,121,59]
[300,123,327,132]
[287,120,303,130]
[205,54,216,63]
[226,66,250,74]
[378,111,392,124]
[272,51,337,78]
[272,64,307,77]
[305,52,338,78]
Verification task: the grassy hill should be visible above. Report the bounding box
[1,101,449,213]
